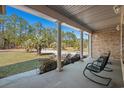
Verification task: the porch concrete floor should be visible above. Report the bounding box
[0,58,123,88]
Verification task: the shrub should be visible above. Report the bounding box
[39,59,57,74]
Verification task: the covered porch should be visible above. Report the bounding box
[0,5,124,87]
[0,58,123,88]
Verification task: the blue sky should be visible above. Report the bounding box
[6,6,88,39]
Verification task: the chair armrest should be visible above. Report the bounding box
[86,63,101,70]
[92,64,101,68]
[94,61,102,66]
[86,63,93,67]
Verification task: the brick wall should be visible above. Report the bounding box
[92,27,120,61]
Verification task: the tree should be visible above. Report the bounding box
[62,31,77,48]
[23,39,34,52]
[50,42,56,49]
[33,22,46,55]
[43,28,57,48]
[33,35,47,55]
[22,24,35,52]
[4,15,18,48]
[17,17,29,47]
[23,22,47,55]
[0,32,4,48]
[1,14,86,55]
[83,39,89,49]
[0,14,30,49]
[0,15,8,49]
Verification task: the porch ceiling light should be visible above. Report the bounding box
[113,5,121,14]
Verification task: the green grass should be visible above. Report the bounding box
[0,59,42,78]
[0,49,50,78]
[0,48,88,78]
[0,50,49,67]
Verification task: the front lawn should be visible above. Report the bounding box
[0,49,51,78]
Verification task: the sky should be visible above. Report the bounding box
[6,6,88,39]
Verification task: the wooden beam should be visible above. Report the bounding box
[11,5,92,33]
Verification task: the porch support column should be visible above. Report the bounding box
[120,6,124,85]
[0,5,5,14]
[80,31,83,60]
[89,33,92,58]
[56,21,62,72]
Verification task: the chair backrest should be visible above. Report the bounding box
[100,52,111,71]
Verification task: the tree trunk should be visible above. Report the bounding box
[37,45,42,55]
[26,48,30,53]
[1,21,5,49]
[3,38,6,49]
[3,38,7,49]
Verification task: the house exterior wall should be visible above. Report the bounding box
[91,27,120,62]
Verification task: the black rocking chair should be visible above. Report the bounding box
[94,52,113,72]
[83,52,112,86]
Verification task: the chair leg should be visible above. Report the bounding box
[90,71,112,86]
[83,68,112,86]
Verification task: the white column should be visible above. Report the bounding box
[120,6,124,85]
[56,21,62,72]
[80,31,83,60]
[88,33,92,58]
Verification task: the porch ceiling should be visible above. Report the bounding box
[47,5,120,31]
[11,5,92,33]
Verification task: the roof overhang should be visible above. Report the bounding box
[10,5,92,33]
